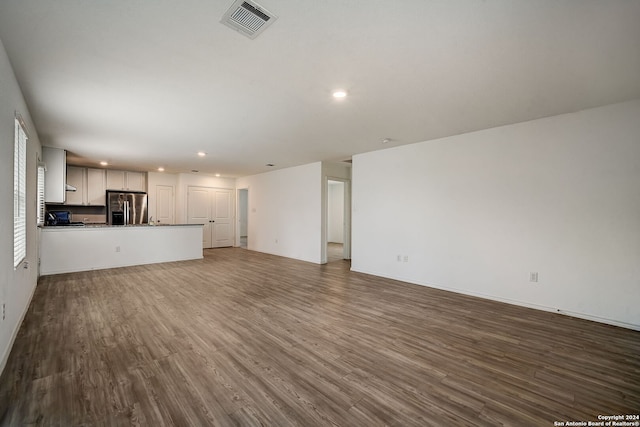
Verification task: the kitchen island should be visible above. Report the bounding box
[39,224,203,275]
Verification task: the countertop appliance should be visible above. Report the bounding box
[106,190,148,225]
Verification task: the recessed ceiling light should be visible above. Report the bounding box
[191,170,199,173]
[266,163,275,167]
[157,167,165,172]
[215,173,221,177]
[197,151,206,157]
[99,161,108,166]
[382,138,391,144]
[332,90,347,99]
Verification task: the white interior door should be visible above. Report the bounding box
[155,185,174,225]
[187,186,234,249]
[212,189,233,247]
[187,187,212,248]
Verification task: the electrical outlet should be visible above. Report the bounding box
[115,246,121,253]
[2,303,5,321]
[529,272,539,282]
[403,255,409,262]
[397,255,401,262]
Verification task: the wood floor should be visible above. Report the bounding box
[1,248,639,426]
[327,243,344,263]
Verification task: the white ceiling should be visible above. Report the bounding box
[1,0,639,177]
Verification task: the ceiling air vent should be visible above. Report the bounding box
[221,0,277,39]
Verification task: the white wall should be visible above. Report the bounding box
[236,163,323,263]
[0,37,42,374]
[322,161,352,182]
[328,182,344,243]
[352,99,640,330]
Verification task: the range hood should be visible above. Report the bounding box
[66,184,77,192]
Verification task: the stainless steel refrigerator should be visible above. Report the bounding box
[106,190,148,225]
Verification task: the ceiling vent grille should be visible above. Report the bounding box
[221,0,277,39]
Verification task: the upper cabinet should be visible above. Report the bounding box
[43,147,66,203]
[50,164,146,206]
[87,168,106,205]
[106,170,146,192]
[105,170,125,190]
[45,154,147,205]
[64,166,106,206]
[125,171,146,192]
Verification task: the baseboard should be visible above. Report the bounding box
[0,279,38,378]
[247,247,321,265]
[350,266,640,331]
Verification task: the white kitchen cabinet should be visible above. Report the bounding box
[106,170,146,191]
[87,168,106,205]
[106,170,125,190]
[64,167,106,205]
[43,146,66,203]
[65,166,85,205]
[125,172,146,191]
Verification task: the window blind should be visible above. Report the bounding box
[14,118,27,268]
[37,164,45,225]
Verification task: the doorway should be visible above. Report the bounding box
[324,178,351,263]
[238,188,248,248]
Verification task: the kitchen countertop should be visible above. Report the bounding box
[41,223,203,230]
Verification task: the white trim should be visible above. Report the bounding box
[235,187,249,247]
[0,279,37,376]
[13,118,28,268]
[322,176,351,264]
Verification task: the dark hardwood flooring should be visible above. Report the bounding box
[1,248,639,426]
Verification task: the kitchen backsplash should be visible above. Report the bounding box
[46,204,107,224]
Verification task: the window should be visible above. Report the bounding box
[14,117,28,268]
[37,163,45,225]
